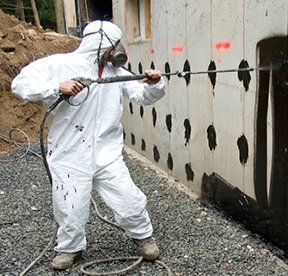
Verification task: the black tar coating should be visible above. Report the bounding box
[207,124,217,150]
[167,153,173,170]
[152,107,157,127]
[183,59,191,86]
[166,114,172,133]
[238,59,251,91]
[184,118,191,146]
[153,145,160,162]
[185,163,194,181]
[237,134,249,164]
[165,62,171,81]
[208,61,217,89]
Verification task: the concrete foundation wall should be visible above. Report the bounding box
[113,0,288,201]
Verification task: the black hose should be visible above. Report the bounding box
[39,96,64,185]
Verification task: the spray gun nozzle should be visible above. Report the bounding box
[177,71,186,78]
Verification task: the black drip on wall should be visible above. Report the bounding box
[183,60,191,86]
[184,119,191,146]
[167,153,173,170]
[152,107,157,127]
[129,102,133,114]
[141,139,146,151]
[208,61,217,89]
[165,62,171,81]
[138,62,143,74]
[238,59,251,91]
[166,114,172,133]
[153,145,160,162]
[128,62,132,72]
[140,106,144,118]
[131,133,135,145]
[237,134,249,164]
[207,124,217,150]
[185,163,194,182]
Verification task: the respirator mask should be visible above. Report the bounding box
[84,22,128,69]
[101,40,128,68]
[108,41,128,67]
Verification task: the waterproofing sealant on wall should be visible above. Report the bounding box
[203,36,288,250]
[113,0,288,251]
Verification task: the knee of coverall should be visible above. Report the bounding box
[93,156,149,217]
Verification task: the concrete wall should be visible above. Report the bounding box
[112,0,288,202]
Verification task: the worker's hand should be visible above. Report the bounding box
[59,80,84,96]
[143,69,162,85]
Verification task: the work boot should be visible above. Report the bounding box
[52,251,82,270]
[133,236,160,261]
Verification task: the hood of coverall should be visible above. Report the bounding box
[73,20,122,63]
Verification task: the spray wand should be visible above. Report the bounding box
[81,66,257,85]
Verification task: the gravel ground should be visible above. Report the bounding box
[1,145,288,275]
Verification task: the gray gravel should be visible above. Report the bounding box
[1,146,288,275]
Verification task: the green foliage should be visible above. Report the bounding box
[0,0,56,28]
[36,0,56,28]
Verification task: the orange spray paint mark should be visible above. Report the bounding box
[172,45,183,53]
[215,41,231,51]
[216,43,222,50]
[223,41,230,49]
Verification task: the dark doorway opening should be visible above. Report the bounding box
[77,0,113,36]
[85,0,113,22]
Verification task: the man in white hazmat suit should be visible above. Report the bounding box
[11,20,165,270]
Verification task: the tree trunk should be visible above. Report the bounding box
[30,0,42,30]
[17,0,25,21]
[83,0,90,22]
[54,0,66,34]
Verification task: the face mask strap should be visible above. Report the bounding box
[97,21,104,67]
[84,23,118,56]
[83,22,123,76]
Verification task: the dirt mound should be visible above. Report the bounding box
[0,9,80,152]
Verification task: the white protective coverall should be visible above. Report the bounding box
[11,20,165,253]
